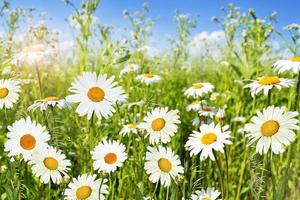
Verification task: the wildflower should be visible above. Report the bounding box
[140,107,180,144]
[245,106,299,154]
[28,96,70,112]
[185,122,232,161]
[66,72,127,120]
[29,146,71,184]
[244,76,294,97]
[184,82,214,98]
[64,174,108,200]
[273,56,300,74]
[136,73,161,85]
[4,117,50,161]
[191,187,221,200]
[91,139,127,173]
[0,79,21,109]
[144,146,184,187]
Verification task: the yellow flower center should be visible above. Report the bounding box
[193,83,204,89]
[104,153,117,164]
[20,134,36,150]
[76,186,92,200]
[261,120,280,137]
[158,158,172,173]
[258,76,281,85]
[43,157,59,170]
[201,132,217,145]
[44,96,59,101]
[291,56,300,62]
[192,100,200,105]
[87,87,105,102]
[128,124,137,129]
[202,197,212,200]
[144,73,154,78]
[0,88,9,99]
[151,118,166,131]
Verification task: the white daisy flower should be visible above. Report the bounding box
[29,146,71,184]
[186,100,207,112]
[144,146,184,187]
[245,106,299,154]
[244,76,294,97]
[199,106,217,119]
[191,187,221,200]
[0,79,21,109]
[91,139,128,173]
[273,56,300,74]
[4,117,50,161]
[28,96,70,112]
[185,122,232,161]
[140,107,180,144]
[11,43,56,67]
[64,173,108,200]
[119,123,139,136]
[136,73,161,85]
[120,63,139,76]
[66,72,127,120]
[184,82,214,98]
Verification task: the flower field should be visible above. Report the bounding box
[0,1,300,200]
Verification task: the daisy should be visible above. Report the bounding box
[191,187,221,200]
[244,76,294,97]
[28,96,70,112]
[186,100,206,112]
[140,107,180,144]
[245,106,299,154]
[136,73,161,85]
[91,139,127,173]
[273,56,300,74]
[144,146,184,187]
[11,43,56,67]
[185,122,232,161]
[199,106,217,119]
[184,82,214,98]
[120,63,139,76]
[64,173,108,200]
[4,117,50,161]
[119,123,139,136]
[66,72,127,120]
[0,79,21,109]
[29,146,71,184]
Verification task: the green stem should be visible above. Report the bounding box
[89,112,95,171]
[166,186,169,200]
[293,72,300,110]
[214,151,225,200]
[35,64,43,98]
[270,152,276,200]
[151,181,159,200]
[235,144,247,200]
[48,181,51,200]
[268,90,272,105]
[17,160,21,200]
[99,177,104,200]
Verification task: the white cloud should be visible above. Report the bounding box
[188,30,226,59]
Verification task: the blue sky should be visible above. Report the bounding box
[7,0,300,43]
